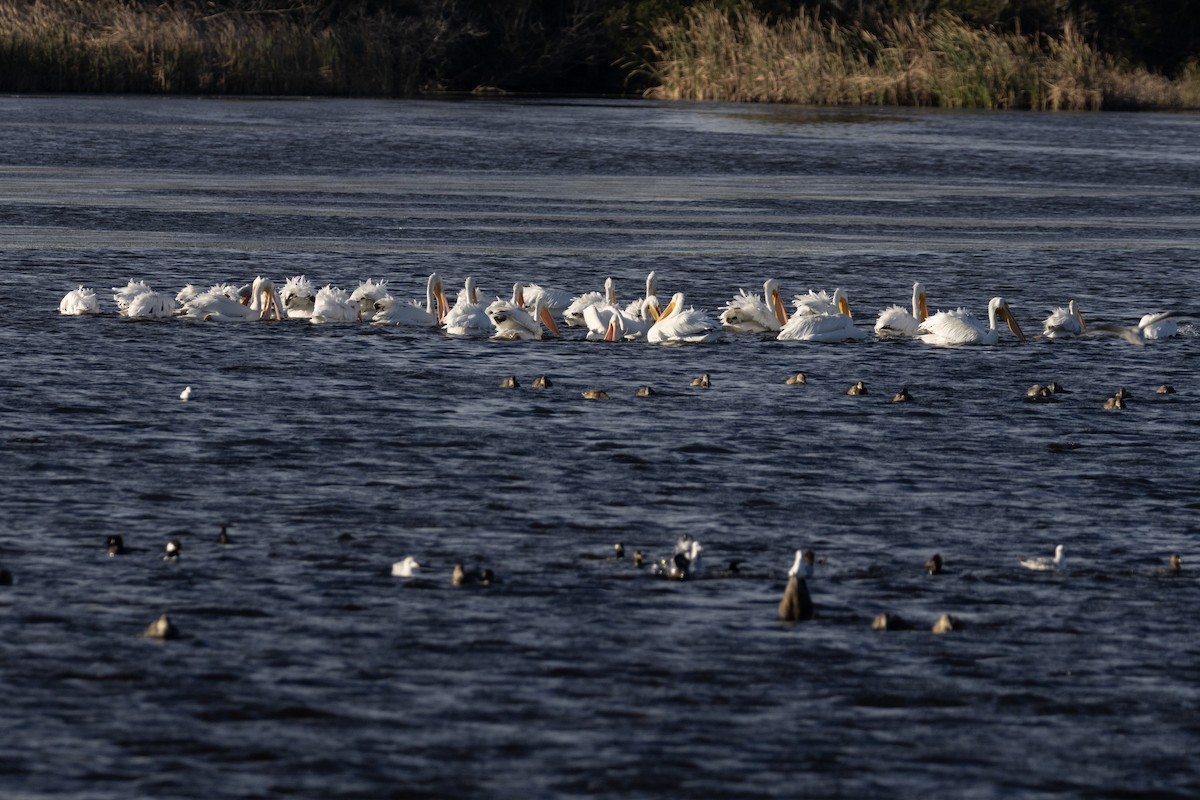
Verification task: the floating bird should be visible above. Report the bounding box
[1020,544,1066,571]
[350,278,392,323]
[452,563,494,586]
[1158,553,1183,575]
[653,535,703,580]
[777,575,814,622]
[623,271,659,320]
[785,372,807,385]
[391,556,421,577]
[647,292,722,344]
[690,373,711,388]
[892,387,912,403]
[847,381,868,396]
[1089,311,1182,345]
[179,386,192,402]
[1157,384,1177,395]
[142,613,179,640]
[778,288,867,342]
[182,277,283,322]
[874,281,929,337]
[720,278,789,333]
[107,535,126,556]
[373,273,449,327]
[531,375,551,389]
[521,283,572,317]
[925,553,943,575]
[59,286,100,315]
[563,277,617,328]
[443,276,490,336]
[113,279,175,319]
[499,376,519,389]
[162,540,181,561]
[310,285,362,324]
[634,386,655,397]
[788,549,815,579]
[489,292,561,340]
[932,613,961,634]
[872,612,913,631]
[1103,395,1126,410]
[632,550,645,568]
[1042,300,1087,338]
[217,525,231,545]
[279,275,318,318]
[918,296,1026,346]
[582,389,609,400]
[1115,387,1132,400]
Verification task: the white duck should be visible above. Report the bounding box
[373,273,448,327]
[720,278,789,333]
[59,286,100,315]
[647,292,722,344]
[874,282,929,337]
[918,296,1026,346]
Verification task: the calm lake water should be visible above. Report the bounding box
[1,95,1199,799]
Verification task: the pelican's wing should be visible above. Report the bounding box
[720,289,780,333]
[874,304,919,337]
[918,309,984,346]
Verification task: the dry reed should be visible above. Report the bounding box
[645,5,1200,111]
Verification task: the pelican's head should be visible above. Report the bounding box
[511,283,525,307]
[832,288,852,318]
[464,276,479,305]
[1054,544,1066,563]
[251,276,283,320]
[646,271,658,298]
[765,278,788,324]
[1069,299,1087,333]
[658,292,685,321]
[604,276,615,305]
[428,273,449,322]
[534,297,561,337]
[994,297,1027,342]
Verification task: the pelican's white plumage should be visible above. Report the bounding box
[918,296,1026,346]
[778,289,866,342]
[563,277,616,328]
[443,276,490,336]
[792,288,842,317]
[280,275,318,319]
[624,271,659,319]
[874,282,929,337]
[521,283,572,316]
[720,278,789,333]
[373,273,448,327]
[647,292,721,344]
[182,277,283,322]
[351,278,391,323]
[113,280,175,319]
[788,549,815,579]
[489,292,561,340]
[1020,544,1066,571]
[391,556,421,577]
[1138,311,1179,340]
[310,285,361,324]
[1042,300,1087,338]
[59,286,100,315]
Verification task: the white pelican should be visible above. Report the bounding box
[874,281,929,337]
[624,271,659,318]
[1041,300,1087,338]
[646,292,721,344]
[1090,311,1181,345]
[918,296,1026,346]
[351,278,391,323]
[112,280,175,319]
[485,283,525,321]
[489,292,561,340]
[443,276,490,336]
[182,277,283,321]
[59,286,100,315]
[563,277,616,328]
[521,283,572,317]
[310,285,361,324]
[791,287,846,317]
[1020,544,1066,571]
[373,273,449,327]
[720,278,789,333]
[280,275,318,319]
[777,290,867,342]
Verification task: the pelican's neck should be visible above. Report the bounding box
[425,274,438,314]
[604,276,615,306]
[789,550,802,575]
[464,276,477,305]
[646,271,657,299]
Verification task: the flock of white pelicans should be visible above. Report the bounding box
[58,272,1182,346]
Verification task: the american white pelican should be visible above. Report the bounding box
[925,553,943,575]
[59,286,100,315]
[391,556,421,577]
[181,277,283,322]
[310,285,361,324]
[489,293,561,340]
[112,280,175,319]
[373,273,449,327]
[918,296,1026,346]
[646,292,721,344]
[351,278,391,323]
[280,275,318,319]
[874,282,929,337]
[1042,300,1087,338]
[179,386,192,402]
[521,283,571,316]
[1020,544,1065,571]
[791,287,847,317]
[443,276,490,336]
[563,277,616,327]
[624,271,659,318]
[777,309,866,342]
[720,278,789,333]
[1089,311,1181,345]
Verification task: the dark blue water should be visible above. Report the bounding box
[1,96,1199,799]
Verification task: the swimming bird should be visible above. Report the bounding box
[585,296,659,341]
[531,375,551,389]
[350,278,392,323]
[1020,544,1066,571]
[1157,384,1177,395]
[163,540,181,561]
[932,613,961,634]
[690,373,711,388]
[785,372,807,385]
[489,292,561,340]
[847,381,867,396]
[582,389,609,400]
[623,271,659,320]
[59,286,101,315]
[1103,395,1126,410]
[499,376,519,389]
[563,277,617,328]
[1088,311,1182,345]
[373,273,449,327]
[1158,553,1183,575]
[179,386,192,402]
[653,535,703,580]
[181,277,283,322]
[310,285,362,324]
[112,279,175,319]
[279,275,318,318]
[918,296,1026,346]
[788,549,815,579]
[217,524,231,545]
[107,535,126,556]
[892,387,912,403]
[522,283,572,314]
[391,556,421,577]
[777,575,814,622]
[1042,300,1087,338]
[452,563,494,586]
[634,386,655,397]
[443,276,490,336]
[872,612,913,631]
[719,278,789,333]
[874,281,929,337]
[647,292,722,344]
[778,288,867,342]
[142,613,179,640]
[925,553,943,575]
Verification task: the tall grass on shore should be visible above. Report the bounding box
[645,5,1200,110]
[0,0,435,95]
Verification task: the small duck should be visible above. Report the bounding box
[690,373,711,388]
[107,535,126,557]
[1157,553,1183,575]
[785,372,807,385]
[142,613,179,640]
[847,381,868,396]
[634,385,655,397]
[777,575,814,622]
[531,374,552,389]
[1046,382,1069,394]
[1020,544,1066,571]
[499,376,519,389]
[932,613,962,634]
[1026,384,1053,402]
[452,563,494,586]
[1103,395,1126,410]
[892,387,912,403]
[1114,386,1132,400]
[1157,384,1177,395]
[632,550,645,568]
[391,556,421,578]
[582,389,609,400]
[925,553,943,575]
[653,535,703,580]
[871,612,913,631]
[163,540,182,561]
[217,524,231,545]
